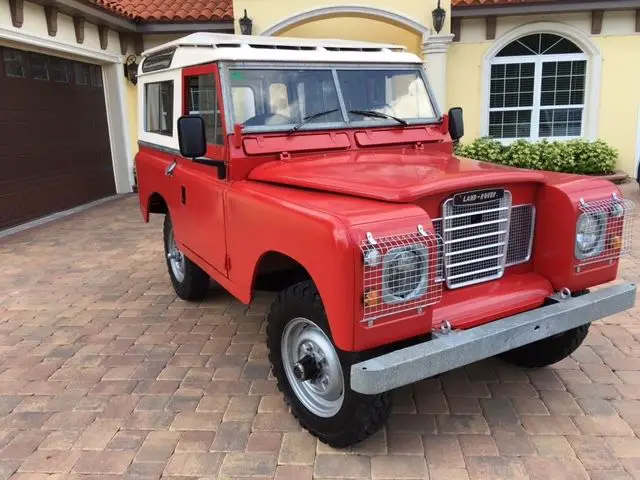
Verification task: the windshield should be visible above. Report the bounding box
[226,66,437,131]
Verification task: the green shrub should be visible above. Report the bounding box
[455,137,505,164]
[454,137,618,175]
[538,139,575,172]
[566,139,618,175]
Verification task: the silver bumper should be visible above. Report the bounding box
[351,282,637,395]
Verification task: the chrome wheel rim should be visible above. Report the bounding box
[167,228,186,283]
[281,317,344,418]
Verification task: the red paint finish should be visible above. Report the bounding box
[136,62,633,353]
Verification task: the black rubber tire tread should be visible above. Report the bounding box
[266,280,391,448]
[498,323,590,369]
[163,214,210,301]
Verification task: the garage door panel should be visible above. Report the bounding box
[0,46,116,230]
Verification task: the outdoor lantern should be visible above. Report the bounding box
[124,55,139,85]
[432,0,446,34]
[239,9,252,35]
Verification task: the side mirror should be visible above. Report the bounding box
[448,107,464,142]
[177,115,207,159]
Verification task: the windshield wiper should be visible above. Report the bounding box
[289,108,340,132]
[348,109,408,126]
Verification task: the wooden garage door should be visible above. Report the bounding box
[0,46,116,230]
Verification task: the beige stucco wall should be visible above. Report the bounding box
[447,10,640,177]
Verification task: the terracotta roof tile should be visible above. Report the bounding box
[453,0,560,7]
[87,0,233,22]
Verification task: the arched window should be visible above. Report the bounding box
[489,33,587,141]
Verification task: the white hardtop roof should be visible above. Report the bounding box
[138,32,423,77]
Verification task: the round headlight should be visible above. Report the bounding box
[382,245,428,304]
[575,212,607,259]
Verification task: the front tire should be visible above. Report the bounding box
[498,323,590,369]
[163,214,210,301]
[266,280,391,448]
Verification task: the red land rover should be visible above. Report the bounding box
[134,32,637,447]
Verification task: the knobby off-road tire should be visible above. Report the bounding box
[163,214,210,301]
[498,323,590,369]
[266,280,391,448]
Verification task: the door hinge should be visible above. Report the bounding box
[279,151,291,161]
[225,255,231,272]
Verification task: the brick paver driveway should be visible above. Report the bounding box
[1,183,640,480]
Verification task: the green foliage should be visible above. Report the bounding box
[454,137,618,175]
[565,139,618,175]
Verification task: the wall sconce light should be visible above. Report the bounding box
[124,54,139,85]
[239,9,252,35]
[432,0,446,34]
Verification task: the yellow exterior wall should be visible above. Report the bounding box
[593,35,640,177]
[233,0,451,37]
[447,11,640,176]
[279,17,421,56]
[447,40,490,141]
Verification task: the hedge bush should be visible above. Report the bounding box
[454,137,618,175]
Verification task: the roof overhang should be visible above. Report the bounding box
[453,0,640,18]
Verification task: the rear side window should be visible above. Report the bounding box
[145,81,174,136]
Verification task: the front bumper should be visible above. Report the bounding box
[351,282,637,394]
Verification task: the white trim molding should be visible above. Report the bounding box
[480,21,602,142]
[260,5,431,37]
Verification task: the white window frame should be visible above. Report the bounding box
[489,51,588,143]
[480,22,602,145]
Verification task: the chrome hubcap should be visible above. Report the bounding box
[281,318,344,418]
[167,228,186,282]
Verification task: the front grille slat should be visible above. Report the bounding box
[431,201,534,287]
[442,192,512,289]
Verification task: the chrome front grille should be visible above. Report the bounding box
[442,192,512,288]
[431,192,534,289]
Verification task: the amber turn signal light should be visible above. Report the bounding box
[610,235,622,251]
[364,289,380,307]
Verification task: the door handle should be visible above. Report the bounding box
[165,160,177,177]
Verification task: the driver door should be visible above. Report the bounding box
[177,63,228,278]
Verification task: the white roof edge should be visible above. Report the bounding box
[140,32,409,57]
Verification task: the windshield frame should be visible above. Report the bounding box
[218,61,442,134]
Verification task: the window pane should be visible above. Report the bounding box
[489,62,534,109]
[30,53,49,81]
[145,81,173,136]
[488,109,531,139]
[496,40,535,57]
[232,87,256,124]
[3,48,25,78]
[545,38,583,55]
[539,108,582,138]
[540,60,586,107]
[89,65,102,88]
[74,63,89,85]
[187,74,223,145]
[50,58,69,83]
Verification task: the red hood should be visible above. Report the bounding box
[247,150,548,203]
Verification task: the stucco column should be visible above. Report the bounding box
[421,33,455,113]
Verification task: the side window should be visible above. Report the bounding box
[145,81,174,136]
[187,74,223,145]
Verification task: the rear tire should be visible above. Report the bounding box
[163,214,210,301]
[266,280,391,448]
[498,323,590,369]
